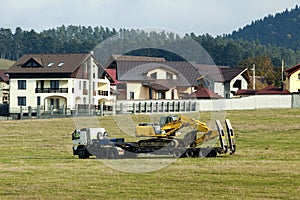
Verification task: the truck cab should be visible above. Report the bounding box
[72,128,124,159]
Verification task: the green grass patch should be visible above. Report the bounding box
[0,109,300,199]
[0,58,15,69]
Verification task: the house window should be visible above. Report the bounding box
[17,97,26,106]
[166,72,173,80]
[158,92,165,99]
[37,96,41,106]
[150,72,157,79]
[298,73,300,80]
[50,80,59,89]
[233,80,242,89]
[79,81,81,90]
[18,80,26,90]
[130,92,134,100]
[83,81,87,90]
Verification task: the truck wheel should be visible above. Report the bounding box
[78,148,87,159]
[100,148,109,159]
[185,149,194,158]
[109,148,119,159]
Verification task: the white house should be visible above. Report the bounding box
[7,53,115,115]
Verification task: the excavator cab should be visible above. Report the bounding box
[159,115,179,127]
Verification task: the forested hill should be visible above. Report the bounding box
[228,5,300,50]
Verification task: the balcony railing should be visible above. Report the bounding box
[35,88,68,93]
[98,90,109,96]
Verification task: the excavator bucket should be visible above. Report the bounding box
[215,120,228,154]
[225,119,236,155]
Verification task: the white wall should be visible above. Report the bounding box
[115,95,292,113]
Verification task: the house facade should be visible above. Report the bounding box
[285,64,300,93]
[103,55,250,100]
[0,70,9,104]
[104,55,200,100]
[7,53,114,115]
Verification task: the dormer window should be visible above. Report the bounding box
[166,72,173,80]
[22,57,42,68]
[24,60,39,67]
[58,62,64,67]
[150,72,157,79]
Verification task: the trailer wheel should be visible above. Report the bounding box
[198,148,208,158]
[185,149,194,158]
[173,150,182,158]
[78,147,88,159]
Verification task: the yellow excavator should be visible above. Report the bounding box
[134,115,236,157]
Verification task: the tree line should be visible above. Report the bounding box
[1,25,300,86]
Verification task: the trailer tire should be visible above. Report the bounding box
[78,147,88,159]
[169,139,179,148]
[198,148,208,158]
[173,149,182,158]
[185,149,194,158]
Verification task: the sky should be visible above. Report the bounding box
[0,0,299,36]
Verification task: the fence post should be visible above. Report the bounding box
[50,105,53,115]
[166,102,170,112]
[138,102,141,113]
[100,103,104,116]
[62,105,66,115]
[132,103,135,114]
[75,104,78,116]
[28,106,32,118]
[150,102,153,113]
[120,103,123,114]
[20,106,23,120]
[37,105,40,118]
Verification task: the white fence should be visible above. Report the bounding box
[115,95,294,113]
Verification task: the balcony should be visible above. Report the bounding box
[35,88,68,93]
[98,90,109,96]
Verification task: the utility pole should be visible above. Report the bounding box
[281,59,284,83]
[252,64,255,90]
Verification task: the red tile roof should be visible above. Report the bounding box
[183,87,222,99]
[237,85,290,95]
[0,70,9,82]
[105,69,118,84]
[285,63,300,77]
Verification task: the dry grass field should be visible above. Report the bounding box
[0,109,299,199]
